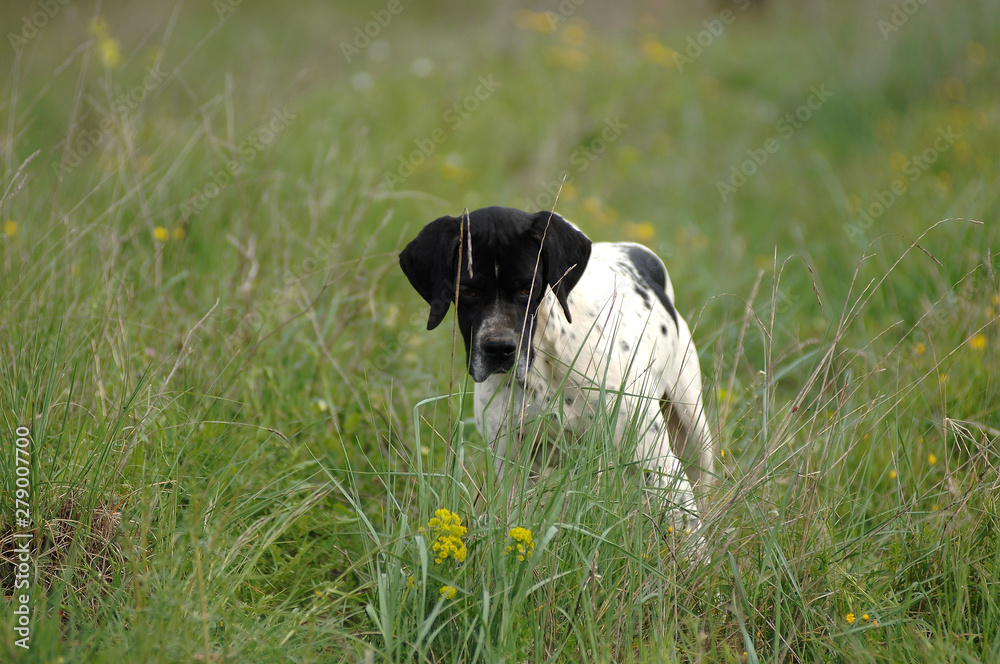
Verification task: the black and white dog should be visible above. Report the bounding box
[399,206,714,529]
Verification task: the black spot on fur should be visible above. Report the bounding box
[620,340,630,353]
[633,285,651,307]
[660,324,668,335]
[624,245,678,328]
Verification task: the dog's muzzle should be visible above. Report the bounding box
[470,307,536,382]
[470,329,519,382]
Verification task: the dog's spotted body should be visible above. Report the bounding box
[400,206,714,528]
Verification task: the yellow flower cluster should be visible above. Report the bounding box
[847,612,880,628]
[428,508,467,565]
[89,17,122,69]
[624,221,656,243]
[504,527,535,561]
[439,585,457,599]
[153,226,186,242]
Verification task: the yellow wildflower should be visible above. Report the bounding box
[583,196,603,215]
[969,333,986,351]
[504,526,535,562]
[440,155,471,183]
[889,152,908,171]
[171,227,187,241]
[439,585,457,599]
[406,575,416,589]
[928,453,937,465]
[941,77,965,101]
[89,17,109,37]
[561,19,588,46]
[99,37,122,69]
[3,220,17,237]
[90,17,122,69]
[889,470,897,480]
[862,614,870,621]
[641,38,677,68]
[845,613,855,624]
[915,342,926,356]
[153,227,168,242]
[847,193,863,214]
[966,41,987,65]
[514,10,555,33]
[624,221,656,243]
[432,534,467,564]
[545,46,588,71]
[427,508,467,565]
[428,508,467,539]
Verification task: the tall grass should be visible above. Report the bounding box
[342,225,999,662]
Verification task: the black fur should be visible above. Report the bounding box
[399,207,592,380]
[624,244,678,328]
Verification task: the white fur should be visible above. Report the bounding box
[473,242,714,529]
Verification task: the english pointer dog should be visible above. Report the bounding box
[399,206,714,531]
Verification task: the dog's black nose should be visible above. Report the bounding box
[481,337,517,359]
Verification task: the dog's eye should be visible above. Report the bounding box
[459,286,477,298]
[519,287,532,297]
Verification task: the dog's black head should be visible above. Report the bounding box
[399,206,592,382]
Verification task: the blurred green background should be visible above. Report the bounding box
[1,0,998,661]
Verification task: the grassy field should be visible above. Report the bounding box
[1,0,998,661]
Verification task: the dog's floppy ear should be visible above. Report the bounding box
[399,216,461,330]
[531,211,592,323]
